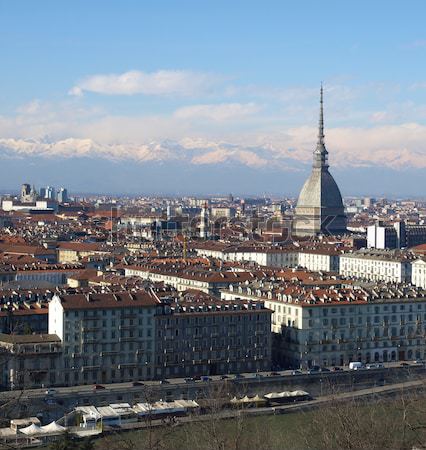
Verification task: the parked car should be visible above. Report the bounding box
[308,366,320,374]
[320,367,330,372]
[132,381,144,386]
[92,384,105,390]
[331,366,343,371]
[269,372,281,377]
[220,375,230,380]
[292,370,302,375]
[366,363,384,370]
[45,388,56,396]
[159,379,170,384]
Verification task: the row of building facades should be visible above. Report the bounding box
[222,281,426,369]
[192,243,426,287]
[0,287,271,390]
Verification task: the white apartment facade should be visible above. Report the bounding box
[339,251,412,283]
[298,250,340,273]
[412,259,426,289]
[223,284,426,368]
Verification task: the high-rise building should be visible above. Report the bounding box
[45,186,56,200]
[57,187,68,203]
[293,86,347,237]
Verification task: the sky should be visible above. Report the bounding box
[0,0,426,197]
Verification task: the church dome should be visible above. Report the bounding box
[296,168,344,209]
[293,86,347,237]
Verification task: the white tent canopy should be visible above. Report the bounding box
[40,421,66,434]
[20,423,45,436]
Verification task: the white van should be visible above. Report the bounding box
[349,361,363,370]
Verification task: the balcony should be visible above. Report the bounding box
[118,363,137,368]
[119,337,136,342]
[81,338,97,344]
[82,326,100,332]
[82,365,100,371]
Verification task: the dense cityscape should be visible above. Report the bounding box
[2,1,426,449]
[0,89,424,448]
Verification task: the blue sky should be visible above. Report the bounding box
[0,0,426,196]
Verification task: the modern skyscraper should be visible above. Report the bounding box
[293,86,347,237]
[45,186,56,200]
[57,187,68,203]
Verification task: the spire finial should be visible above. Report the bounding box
[313,83,328,169]
[318,83,324,144]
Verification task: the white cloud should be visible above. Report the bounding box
[174,102,260,121]
[69,70,224,97]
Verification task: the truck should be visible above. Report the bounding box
[349,361,363,370]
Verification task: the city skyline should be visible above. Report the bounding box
[1,1,426,196]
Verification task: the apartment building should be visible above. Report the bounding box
[223,282,426,368]
[298,249,340,273]
[56,242,110,263]
[123,264,263,295]
[339,249,413,283]
[48,290,159,386]
[155,292,272,378]
[223,247,299,267]
[0,333,62,389]
[412,258,426,289]
[192,243,299,268]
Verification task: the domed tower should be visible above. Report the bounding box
[293,86,347,237]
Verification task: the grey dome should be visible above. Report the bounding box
[296,168,344,209]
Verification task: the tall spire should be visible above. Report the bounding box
[318,83,324,145]
[313,84,328,169]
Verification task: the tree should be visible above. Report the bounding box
[48,431,94,450]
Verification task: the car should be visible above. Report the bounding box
[269,372,281,377]
[366,363,384,370]
[320,367,330,372]
[220,375,230,380]
[92,384,105,390]
[331,366,343,371]
[45,388,56,396]
[234,374,245,379]
[414,360,425,364]
[184,377,194,383]
[159,379,170,384]
[201,376,211,382]
[400,362,410,367]
[308,367,320,375]
[132,381,144,387]
[291,370,302,375]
